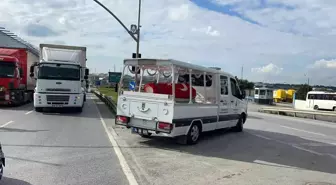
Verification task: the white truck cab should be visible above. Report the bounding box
[116,58,247,144]
[30,44,89,112]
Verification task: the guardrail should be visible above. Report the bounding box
[92,90,117,113]
[259,107,336,121]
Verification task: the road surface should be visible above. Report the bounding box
[0,94,128,185]
[1,95,336,185]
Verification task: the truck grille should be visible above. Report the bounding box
[46,95,70,102]
[46,88,71,92]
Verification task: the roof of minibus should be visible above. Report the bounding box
[124,58,234,77]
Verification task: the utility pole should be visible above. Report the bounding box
[93,0,142,91]
[241,65,243,80]
[93,0,142,58]
[136,0,141,58]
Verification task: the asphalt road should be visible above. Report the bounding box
[0,94,128,185]
[112,103,336,185]
[1,95,336,185]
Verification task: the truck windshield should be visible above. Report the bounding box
[0,62,15,78]
[38,63,80,81]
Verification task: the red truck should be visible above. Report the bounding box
[0,47,38,105]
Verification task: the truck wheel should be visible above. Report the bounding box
[233,115,244,132]
[77,107,83,113]
[35,107,43,112]
[186,123,201,145]
[0,162,3,180]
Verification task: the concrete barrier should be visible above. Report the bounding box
[293,100,311,110]
[259,107,336,122]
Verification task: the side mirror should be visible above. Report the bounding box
[241,91,246,99]
[19,68,23,77]
[29,65,35,78]
[85,68,89,76]
[84,76,88,80]
[30,65,34,73]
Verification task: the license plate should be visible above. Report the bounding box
[132,127,138,134]
[131,128,148,134]
[52,104,63,107]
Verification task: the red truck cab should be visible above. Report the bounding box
[0,48,29,105]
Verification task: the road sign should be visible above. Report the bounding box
[132,53,141,58]
[108,72,122,83]
[95,80,100,86]
[129,81,135,91]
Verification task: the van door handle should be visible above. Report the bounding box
[231,100,234,103]
[220,100,224,102]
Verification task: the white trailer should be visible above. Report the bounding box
[30,44,89,112]
[115,58,248,145]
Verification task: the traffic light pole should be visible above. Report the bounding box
[93,0,140,44]
[136,0,141,58]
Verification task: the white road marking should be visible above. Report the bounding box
[94,101,138,185]
[25,110,33,115]
[253,134,272,140]
[250,132,327,157]
[253,160,300,169]
[250,112,336,129]
[0,120,14,128]
[280,125,326,137]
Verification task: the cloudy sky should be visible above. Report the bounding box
[1,0,336,85]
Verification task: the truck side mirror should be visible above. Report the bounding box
[30,65,34,73]
[85,68,89,76]
[84,76,88,80]
[19,68,23,77]
[241,91,246,99]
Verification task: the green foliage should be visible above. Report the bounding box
[97,87,118,101]
[295,84,312,100]
[237,79,254,90]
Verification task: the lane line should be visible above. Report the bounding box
[93,101,138,185]
[253,160,300,169]
[25,110,33,115]
[250,132,324,156]
[280,125,326,137]
[250,112,336,129]
[0,120,14,128]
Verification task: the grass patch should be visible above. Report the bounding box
[97,87,118,101]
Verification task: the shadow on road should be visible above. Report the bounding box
[0,103,33,111]
[0,128,48,133]
[139,128,336,174]
[0,177,32,185]
[38,96,110,119]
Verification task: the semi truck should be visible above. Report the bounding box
[29,44,89,112]
[0,47,38,105]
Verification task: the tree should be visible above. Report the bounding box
[295,84,312,100]
[237,79,254,90]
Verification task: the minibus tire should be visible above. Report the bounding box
[186,123,201,145]
[233,116,243,132]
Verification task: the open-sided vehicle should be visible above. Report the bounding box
[115,58,247,144]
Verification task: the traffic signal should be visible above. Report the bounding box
[132,53,141,58]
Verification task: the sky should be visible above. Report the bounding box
[1,0,336,86]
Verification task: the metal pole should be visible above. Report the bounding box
[136,0,141,58]
[93,0,137,42]
[135,0,142,90]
